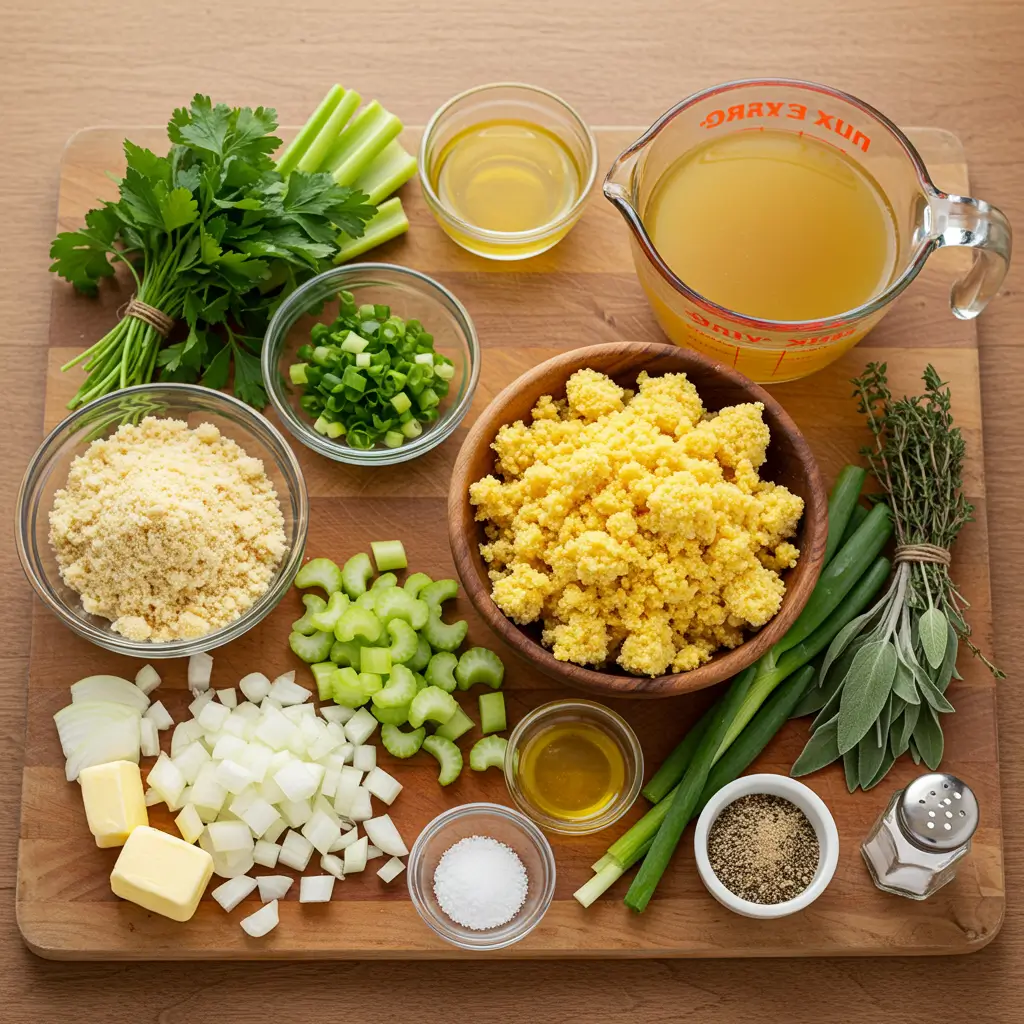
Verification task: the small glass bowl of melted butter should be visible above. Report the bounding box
[504,699,643,835]
[419,82,598,260]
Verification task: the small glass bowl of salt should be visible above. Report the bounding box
[407,802,556,950]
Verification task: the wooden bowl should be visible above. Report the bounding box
[448,342,827,699]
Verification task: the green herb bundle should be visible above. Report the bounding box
[50,95,376,409]
[793,363,1000,791]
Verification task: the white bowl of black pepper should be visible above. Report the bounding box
[693,774,839,919]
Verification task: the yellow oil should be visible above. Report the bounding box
[518,721,625,822]
[431,119,581,238]
[645,129,897,323]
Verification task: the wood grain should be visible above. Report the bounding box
[2,3,1022,1019]
[449,340,828,697]
[14,126,1002,961]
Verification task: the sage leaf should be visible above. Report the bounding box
[912,705,945,770]
[843,748,859,793]
[935,619,959,694]
[917,670,956,714]
[809,636,869,731]
[792,716,841,777]
[891,660,921,705]
[918,606,948,669]
[837,640,898,754]
[819,606,885,687]
[909,736,922,766]
[857,727,887,789]
[888,711,905,758]
[897,702,921,757]
[865,748,897,790]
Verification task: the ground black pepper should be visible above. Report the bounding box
[707,793,820,904]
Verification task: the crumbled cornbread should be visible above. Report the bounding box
[469,370,803,676]
[49,417,286,641]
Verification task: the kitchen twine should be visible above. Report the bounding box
[118,297,175,338]
[894,543,952,567]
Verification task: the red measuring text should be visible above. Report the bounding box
[700,100,871,152]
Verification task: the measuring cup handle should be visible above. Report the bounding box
[929,193,1012,320]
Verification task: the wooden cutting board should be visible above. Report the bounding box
[17,126,1002,959]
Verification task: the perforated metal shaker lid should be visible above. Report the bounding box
[897,773,979,852]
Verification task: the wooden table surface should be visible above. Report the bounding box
[2,1,1021,1019]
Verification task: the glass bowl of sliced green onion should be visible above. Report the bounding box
[262,263,480,465]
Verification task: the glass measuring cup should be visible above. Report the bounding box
[604,79,1011,382]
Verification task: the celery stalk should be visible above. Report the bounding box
[296,89,361,174]
[352,140,418,204]
[333,198,409,263]
[277,84,346,177]
[326,101,403,186]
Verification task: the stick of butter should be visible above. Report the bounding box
[111,825,214,922]
[78,760,148,848]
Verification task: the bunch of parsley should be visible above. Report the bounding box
[51,95,375,408]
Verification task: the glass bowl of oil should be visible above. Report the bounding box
[419,82,598,260]
[504,699,643,835]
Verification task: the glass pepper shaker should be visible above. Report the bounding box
[861,772,979,900]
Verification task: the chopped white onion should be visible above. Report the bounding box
[333,767,362,817]
[299,875,335,903]
[363,767,402,806]
[312,795,340,826]
[205,820,253,853]
[240,742,274,783]
[366,845,384,861]
[214,759,254,795]
[64,716,141,781]
[239,672,272,704]
[190,762,228,816]
[197,700,231,734]
[71,675,150,713]
[147,753,187,805]
[328,827,360,853]
[253,839,281,868]
[240,899,279,937]
[320,853,345,879]
[274,759,320,802]
[54,701,140,758]
[212,874,257,912]
[302,809,342,856]
[134,664,162,696]
[216,687,238,709]
[188,652,214,692]
[268,675,311,707]
[343,835,368,874]
[320,768,340,799]
[352,744,376,773]
[256,875,292,902]
[188,690,216,718]
[349,787,373,822]
[253,705,299,751]
[320,705,355,725]
[262,817,288,844]
[172,741,211,784]
[343,708,378,746]
[211,734,248,763]
[144,787,163,807]
[377,856,406,883]
[363,814,408,857]
[170,720,204,757]
[175,803,204,844]
[144,700,174,732]
[278,829,314,871]
[140,717,160,757]
[237,797,281,838]
[278,797,314,828]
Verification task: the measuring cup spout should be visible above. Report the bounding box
[927,193,1012,320]
[602,147,647,240]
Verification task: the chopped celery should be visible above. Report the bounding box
[326,101,403,185]
[335,606,382,644]
[310,661,338,701]
[385,619,418,664]
[289,630,334,664]
[371,540,408,572]
[403,572,432,598]
[435,706,474,742]
[374,588,428,630]
[296,557,344,596]
[381,723,425,759]
[289,362,309,385]
[329,638,363,668]
[276,83,348,177]
[296,88,361,173]
[292,594,327,635]
[408,685,458,728]
[370,572,398,590]
[334,197,409,263]
[360,645,392,676]
[455,648,505,691]
[373,663,418,708]
[420,578,458,614]
[469,735,508,772]
[478,692,507,734]
[422,735,463,786]
[407,633,432,673]
[372,704,411,726]
[352,139,418,204]
[422,612,468,653]
[310,591,349,632]
[341,552,374,598]
[355,592,377,610]
[413,671,428,690]
[358,672,383,698]
[330,666,367,707]
[424,651,458,693]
